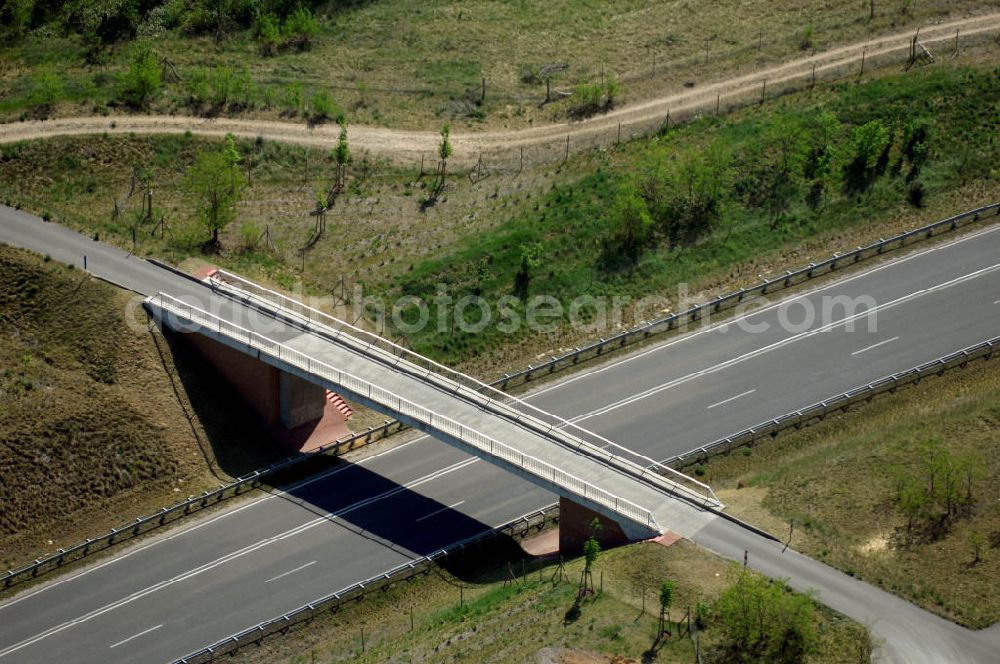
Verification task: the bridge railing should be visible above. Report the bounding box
[209,270,721,508]
[147,292,660,534]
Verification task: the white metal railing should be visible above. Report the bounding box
[147,292,661,533]
[208,269,721,507]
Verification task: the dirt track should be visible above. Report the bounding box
[1,12,998,167]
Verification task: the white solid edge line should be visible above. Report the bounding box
[3,219,998,615]
[415,501,466,523]
[572,260,1000,423]
[851,336,901,356]
[0,457,479,659]
[706,389,757,410]
[109,624,162,649]
[526,222,1000,399]
[264,560,317,584]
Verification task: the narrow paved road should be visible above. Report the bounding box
[1,206,999,663]
[1,12,998,166]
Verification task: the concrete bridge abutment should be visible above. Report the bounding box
[179,329,326,430]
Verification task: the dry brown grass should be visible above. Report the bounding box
[702,358,1000,629]
[0,244,287,569]
[229,539,865,664]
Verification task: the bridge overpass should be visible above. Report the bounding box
[144,270,721,546]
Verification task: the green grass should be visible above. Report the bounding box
[700,357,1000,629]
[0,0,989,128]
[387,64,1000,365]
[228,539,868,664]
[1,62,998,378]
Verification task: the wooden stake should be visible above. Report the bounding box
[860,48,866,76]
[564,135,569,162]
[811,63,817,88]
[616,122,621,145]
[761,79,767,104]
[715,92,720,116]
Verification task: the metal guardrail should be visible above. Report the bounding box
[664,335,1000,468]
[148,292,661,534]
[7,203,996,591]
[1,419,408,592]
[209,270,720,508]
[494,203,1000,390]
[173,504,560,664]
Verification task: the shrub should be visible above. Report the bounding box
[907,180,925,208]
[714,566,817,662]
[256,13,282,55]
[282,81,304,116]
[309,90,340,122]
[284,5,319,49]
[118,43,161,108]
[240,221,262,251]
[30,68,64,110]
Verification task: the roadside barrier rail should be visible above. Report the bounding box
[665,335,1000,468]
[173,504,560,664]
[210,270,720,508]
[494,203,1000,390]
[148,292,660,532]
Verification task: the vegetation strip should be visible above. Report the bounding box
[5,203,997,590]
[171,506,559,664]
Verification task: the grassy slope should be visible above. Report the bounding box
[699,357,1000,629]
[0,1,991,129]
[1,58,998,378]
[0,244,284,569]
[389,61,1000,367]
[229,540,867,664]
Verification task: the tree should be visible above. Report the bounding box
[438,123,453,179]
[332,119,351,190]
[118,42,161,109]
[714,565,816,663]
[733,116,807,228]
[658,580,675,636]
[642,145,729,249]
[184,142,246,247]
[284,5,319,49]
[607,179,653,264]
[580,518,602,596]
[968,531,986,565]
[255,13,282,55]
[513,241,542,299]
[843,119,891,193]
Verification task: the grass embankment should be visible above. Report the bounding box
[699,357,1000,629]
[0,245,287,569]
[0,1,989,129]
[1,61,998,378]
[230,539,868,664]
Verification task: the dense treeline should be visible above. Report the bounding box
[0,0,338,52]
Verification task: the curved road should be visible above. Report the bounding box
[0,206,999,662]
[1,12,999,166]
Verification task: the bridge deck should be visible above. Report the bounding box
[146,278,719,539]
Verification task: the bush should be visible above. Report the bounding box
[309,90,340,122]
[284,5,319,49]
[256,13,282,55]
[240,221,262,251]
[118,43,161,109]
[907,180,925,208]
[714,566,817,662]
[282,81,304,116]
[29,68,64,110]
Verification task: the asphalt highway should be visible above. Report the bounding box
[1,205,998,663]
